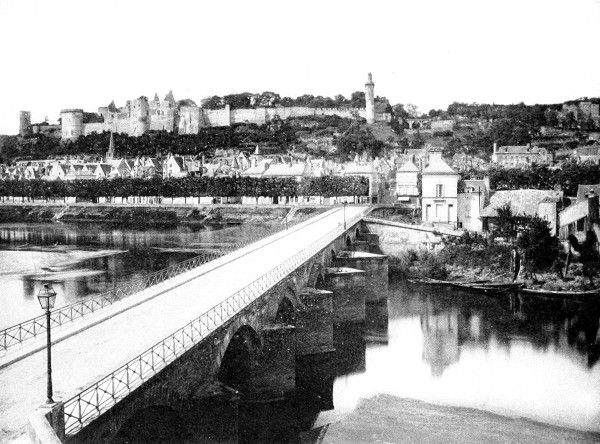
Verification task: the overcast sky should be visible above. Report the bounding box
[0,0,599,134]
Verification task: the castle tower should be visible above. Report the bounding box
[19,111,31,136]
[60,109,84,141]
[130,97,150,136]
[365,72,375,124]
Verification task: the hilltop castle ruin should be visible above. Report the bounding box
[23,74,391,141]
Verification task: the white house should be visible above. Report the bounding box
[421,150,458,225]
[396,160,419,205]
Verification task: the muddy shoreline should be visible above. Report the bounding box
[316,395,600,443]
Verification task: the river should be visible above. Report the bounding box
[1,223,599,442]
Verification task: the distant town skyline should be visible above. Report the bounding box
[1,0,599,135]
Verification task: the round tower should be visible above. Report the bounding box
[365,72,375,124]
[19,111,31,136]
[131,97,150,136]
[60,109,84,141]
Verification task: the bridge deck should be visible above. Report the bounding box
[0,206,367,442]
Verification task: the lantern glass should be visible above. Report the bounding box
[37,283,57,310]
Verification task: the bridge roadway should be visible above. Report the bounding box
[0,206,367,442]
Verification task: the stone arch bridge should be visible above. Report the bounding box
[0,206,388,443]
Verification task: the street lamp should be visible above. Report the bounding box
[343,201,348,230]
[37,282,57,404]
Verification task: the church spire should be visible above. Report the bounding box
[106,131,115,161]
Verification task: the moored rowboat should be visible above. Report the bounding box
[519,287,600,298]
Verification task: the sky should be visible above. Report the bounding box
[0,0,599,135]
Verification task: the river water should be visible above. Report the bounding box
[1,223,599,442]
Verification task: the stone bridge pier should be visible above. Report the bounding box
[64,222,388,443]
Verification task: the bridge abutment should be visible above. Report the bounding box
[296,288,334,356]
[252,325,296,400]
[325,267,366,323]
[334,251,389,300]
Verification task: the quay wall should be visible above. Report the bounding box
[0,203,327,225]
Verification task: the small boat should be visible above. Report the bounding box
[408,276,522,293]
[520,287,600,298]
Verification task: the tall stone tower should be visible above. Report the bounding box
[365,72,375,124]
[60,109,84,141]
[19,111,31,136]
[130,97,150,137]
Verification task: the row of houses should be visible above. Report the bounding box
[3,135,600,242]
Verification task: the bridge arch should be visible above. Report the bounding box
[112,404,190,444]
[218,325,260,392]
[315,273,325,290]
[271,286,298,326]
[81,386,186,444]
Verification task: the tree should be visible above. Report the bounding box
[349,91,366,108]
[561,111,576,130]
[411,131,424,149]
[201,96,223,109]
[406,103,420,118]
[517,216,559,272]
[544,108,559,127]
[494,203,518,241]
[392,104,409,120]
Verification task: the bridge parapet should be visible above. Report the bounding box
[61,212,364,438]
[0,227,285,356]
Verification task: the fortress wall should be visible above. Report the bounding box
[231,108,267,125]
[114,118,131,135]
[83,122,106,135]
[178,107,201,134]
[202,108,231,127]
[149,112,176,132]
[275,106,315,119]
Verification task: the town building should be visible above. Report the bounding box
[491,143,553,167]
[457,178,490,232]
[395,160,419,206]
[480,189,563,236]
[559,186,600,241]
[572,145,600,163]
[421,150,458,225]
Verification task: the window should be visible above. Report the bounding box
[436,184,444,197]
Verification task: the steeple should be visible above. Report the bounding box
[106,132,115,161]
[153,93,160,102]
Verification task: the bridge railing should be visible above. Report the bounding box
[62,212,363,436]
[0,227,285,353]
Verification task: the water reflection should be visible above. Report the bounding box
[317,281,600,434]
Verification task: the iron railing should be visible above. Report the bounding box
[62,212,363,436]
[0,227,285,353]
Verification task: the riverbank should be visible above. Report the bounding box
[388,238,600,291]
[316,395,600,443]
[0,203,327,226]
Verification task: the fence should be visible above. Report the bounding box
[62,212,363,436]
[0,227,284,353]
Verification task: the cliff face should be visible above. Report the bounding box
[0,204,326,226]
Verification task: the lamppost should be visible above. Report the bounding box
[343,201,348,230]
[37,282,57,404]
